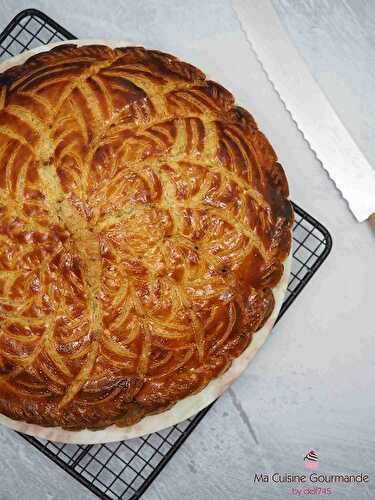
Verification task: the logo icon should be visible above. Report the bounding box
[304,449,319,469]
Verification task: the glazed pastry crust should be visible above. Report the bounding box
[0,44,293,430]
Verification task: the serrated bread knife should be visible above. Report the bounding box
[232,0,375,231]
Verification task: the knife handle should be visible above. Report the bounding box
[369,213,375,233]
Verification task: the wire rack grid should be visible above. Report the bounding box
[0,9,332,500]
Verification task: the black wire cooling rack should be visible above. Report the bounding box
[0,9,333,500]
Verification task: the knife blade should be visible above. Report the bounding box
[232,0,375,223]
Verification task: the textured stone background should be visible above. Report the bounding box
[272,0,375,171]
[0,1,374,499]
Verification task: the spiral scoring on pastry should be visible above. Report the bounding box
[0,45,292,429]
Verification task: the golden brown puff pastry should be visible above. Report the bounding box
[0,44,293,430]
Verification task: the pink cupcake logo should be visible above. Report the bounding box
[304,449,319,469]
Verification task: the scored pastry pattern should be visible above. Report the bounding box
[0,45,292,429]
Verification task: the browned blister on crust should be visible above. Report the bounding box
[0,44,293,429]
